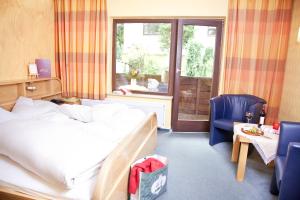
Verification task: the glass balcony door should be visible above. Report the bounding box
[172,19,223,132]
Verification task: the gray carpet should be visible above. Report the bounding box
[154,130,278,200]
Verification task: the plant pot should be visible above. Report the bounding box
[131,79,137,85]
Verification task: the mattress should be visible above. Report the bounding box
[0,154,97,200]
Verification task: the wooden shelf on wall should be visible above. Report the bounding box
[0,78,62,110]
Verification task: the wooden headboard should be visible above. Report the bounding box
[0,78,62,111]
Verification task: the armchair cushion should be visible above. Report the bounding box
[213,119,235,131]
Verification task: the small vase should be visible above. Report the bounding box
[130,79,137,85]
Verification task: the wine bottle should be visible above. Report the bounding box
[258,106,266,128]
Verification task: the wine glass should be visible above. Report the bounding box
[245,111,254,124]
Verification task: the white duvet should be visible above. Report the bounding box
[0,104,146,189]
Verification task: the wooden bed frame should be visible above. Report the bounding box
[0,78,158,200]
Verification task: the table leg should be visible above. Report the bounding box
[231,136,240,162]
[267,160,275,168]
[236,142,249,181]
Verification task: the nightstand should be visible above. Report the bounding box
[50,97,81,105]
[62,97,81,105]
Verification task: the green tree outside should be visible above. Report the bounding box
[116,24,124,60]
[116,23,215,78]
[159,24,214,77]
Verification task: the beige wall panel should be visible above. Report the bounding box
[279,0,300,121]
[108,0,228,17]
[0,0,55,81]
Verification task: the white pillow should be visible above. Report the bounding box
[12,98,58,118]
[59,104,92,123]
[92,103,128,122]
[11,96,34,113]
[33,100,59,110]
[0,108,16,123]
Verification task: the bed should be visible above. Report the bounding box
[0,78,157,200]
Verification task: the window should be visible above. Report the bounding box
[112,19,221,96]
[112,19,176,95]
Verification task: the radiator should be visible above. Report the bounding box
[81,99,166,128]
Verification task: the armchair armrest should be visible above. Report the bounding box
[277,121,300,157]
[210,96,224,121]
[279,142,300,199]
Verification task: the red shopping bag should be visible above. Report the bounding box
[129,154,168,200]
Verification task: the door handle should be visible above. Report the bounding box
[176,68,181,73]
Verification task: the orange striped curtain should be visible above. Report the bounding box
[54,0,107,99]
[224,0,293,124]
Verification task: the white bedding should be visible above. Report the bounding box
[0,116,116,189]
[0,154,97,200]
[0,100,146,192]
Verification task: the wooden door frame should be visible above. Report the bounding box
[171,19,224,132]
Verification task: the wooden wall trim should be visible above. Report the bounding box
[0,78,62,111]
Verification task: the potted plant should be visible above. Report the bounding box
[128,67,140,85]
[127,48,144,85]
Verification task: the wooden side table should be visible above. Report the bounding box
[231,123,279,182]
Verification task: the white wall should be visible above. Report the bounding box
[108,0,228,17]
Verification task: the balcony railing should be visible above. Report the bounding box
[115,73,212,117]
[179,76,212,117]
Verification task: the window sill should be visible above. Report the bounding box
[107,93,173,100]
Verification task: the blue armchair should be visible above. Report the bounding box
[209,94,266,146]
[270,121,300,199]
